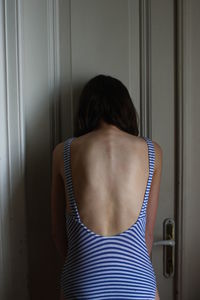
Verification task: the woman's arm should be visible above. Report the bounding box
[51,143,68,265]
[145,140,163,256]
[155,286,160,300]
[145,141,163,299]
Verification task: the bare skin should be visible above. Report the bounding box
[51,120,162,300]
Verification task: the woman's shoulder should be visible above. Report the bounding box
[52,141,66,172]
[137,136,163,173]
[139,136,162,154]
[150,139,163,174]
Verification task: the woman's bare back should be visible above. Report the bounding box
[60,126,161,237]
[54,124,162,299]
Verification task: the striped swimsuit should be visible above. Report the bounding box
[60,136,157,299]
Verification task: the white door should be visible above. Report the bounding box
[1,0,200,299]
[64,0,175,299]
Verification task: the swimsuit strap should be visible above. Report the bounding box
[142,137,155,215]
[63,137,80,221]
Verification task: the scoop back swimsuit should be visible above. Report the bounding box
[60,136,157,299]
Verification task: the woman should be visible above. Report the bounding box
[51,74,162,300]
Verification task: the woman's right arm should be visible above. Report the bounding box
[145,140,163,299]
[155,286,160,300]
[145,140,163,257]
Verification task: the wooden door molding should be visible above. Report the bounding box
[139,0,152,137]
[174,0,184,299]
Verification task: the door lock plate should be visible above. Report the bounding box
[163,218,175,278]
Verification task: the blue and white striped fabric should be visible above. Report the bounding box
[60,136,157,299]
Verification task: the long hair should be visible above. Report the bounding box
[74,74,139,137]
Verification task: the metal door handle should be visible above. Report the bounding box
[153,239,175,246]
[153,218,175,278]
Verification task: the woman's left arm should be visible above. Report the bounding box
[51,144,68,265]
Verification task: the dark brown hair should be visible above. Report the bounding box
[74,74,139,137]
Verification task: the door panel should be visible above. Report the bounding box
[151,1,175,299]
[64,1,175,298]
